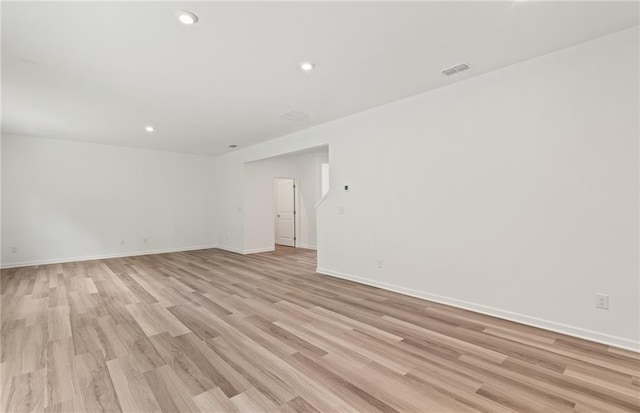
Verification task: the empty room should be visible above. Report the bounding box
[1,1,639,412]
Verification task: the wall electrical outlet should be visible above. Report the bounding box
[11,247,18,253]
[120,240,125,246]
[596,294,609,310]
[377,260,383,269]
[338,206,345,215]
[143,238,148,244]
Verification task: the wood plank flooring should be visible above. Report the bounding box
[1,247,639,412]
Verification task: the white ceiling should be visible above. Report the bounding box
[2,2,638,155]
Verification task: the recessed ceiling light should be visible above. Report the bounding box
[228,144,238,148]
[300,62,315,72]
[145,125,155,133]
[177,11,198,25]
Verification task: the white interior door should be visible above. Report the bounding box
[275,178,295,247]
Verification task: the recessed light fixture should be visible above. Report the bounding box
[177,10,198,25]
[145,125,155,133]
[228,144,238,148]
[300,61,315,72]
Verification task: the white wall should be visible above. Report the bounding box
[297,150,329,249]
[1,135,217,267]
[243,155,298,253]
[2,27,637,350]
[215,27,640,349]
[242,148,328,253]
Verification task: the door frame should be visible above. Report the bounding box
[274,177,299,248]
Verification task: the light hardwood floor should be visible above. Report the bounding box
[1,247,639,412]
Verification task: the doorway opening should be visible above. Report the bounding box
[242,145,328,254]
[275,178,297,247]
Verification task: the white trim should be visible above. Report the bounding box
[315,267,640,353]
[216,245,245,255]
[216,245,275,255]
[297,244,317,251]
[0,245,219,269]
[315,191,330,209]
[243,247,275,254]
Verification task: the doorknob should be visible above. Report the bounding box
[277,214,280,217]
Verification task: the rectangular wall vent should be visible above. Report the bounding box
[442,63,471,76]
[279,111,310,121]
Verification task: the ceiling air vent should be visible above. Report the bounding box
[442,63,471,76]
[279,111,310,121]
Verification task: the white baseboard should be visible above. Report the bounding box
[297,244,317,250]
[316,267,640,352]
[243,247,275,254]
[0,244,219,269]
[219,244,315,255]
[216,245,274,255]
[216,245,245,255]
